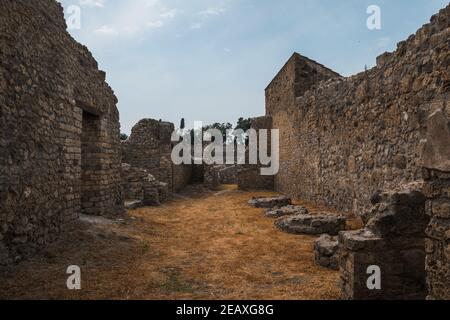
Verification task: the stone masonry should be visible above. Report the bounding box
[122,118,193,193]
[238,116,275,190]
[421,109,450,300]
[0,0,123,264]
[339,189,429,300]
[265,5,450,214]
[122,119,174,191]
[121,163,168,208]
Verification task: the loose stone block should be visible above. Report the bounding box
[275,213,346,235]
[266,205,309,218]
[248,196,292,209]
[314,234,339,270]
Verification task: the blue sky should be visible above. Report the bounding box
[59,0,449,134]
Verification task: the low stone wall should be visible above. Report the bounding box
[237,116,274,191]
[218,165,237,184]
[121,163,168,207]
[172,164,193,192]
[339,189,429,300]
[204,165,220,190]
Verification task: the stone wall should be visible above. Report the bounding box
[421,110,450,300]
[121,163,168,207]
[339,188,429,300]
[267,5,450,213]
[122,119,175,191]
[172,164,193,192]
[237,116,275,190]
[0,0,123,264]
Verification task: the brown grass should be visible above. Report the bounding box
[0,185,359,300]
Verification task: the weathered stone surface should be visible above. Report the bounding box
[122,119,193,193]
[314,234,339,270]
[275,213,346,235]
[340,229,427,300]
[0,0,123,263]
[422,109,450,172]
[121,163,168,207]
[422,111,450,300]
[364,189,428,238]
[266,205,309,218]
[339,187,429,300]
[248,196,292,209]
[237,116,275,190]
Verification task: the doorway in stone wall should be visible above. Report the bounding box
[81,110,101,215]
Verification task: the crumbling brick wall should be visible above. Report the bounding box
[0,0,123,264]
[267,5,450,213]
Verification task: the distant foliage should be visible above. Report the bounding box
[120,133,129,141]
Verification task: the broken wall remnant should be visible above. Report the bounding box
[267,5,450,213]
[122,119,174,190]
[421,109,450,300]
[0,0,123,264]
[275,213,346,236]
[339,189,429,300]
[122,118,193,193]
[121,163,168,208]
[314,234,339,270]
[237,116,275,190]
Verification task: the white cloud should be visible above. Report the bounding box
[198,8,225,16]
[146,20,164,28]
[376,37,391,48]
[79,0,106,8]
[63,0,232,39]
[160,8,180,19]
[190,22,203,30]
[94,25,119,36]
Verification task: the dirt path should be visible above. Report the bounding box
[0,185,341,300]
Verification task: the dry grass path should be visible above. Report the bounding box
[0,185,340,299]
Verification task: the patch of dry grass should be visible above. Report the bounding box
[0,185,356,300]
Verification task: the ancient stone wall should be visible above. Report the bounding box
[172,164,193,192]
[121,163,168,207]
[267,5,450,213]
[421,110,450,300]
[339,188,429,300]
[0,0,123,264]
[122,119,175,191]
[237,116,275,190]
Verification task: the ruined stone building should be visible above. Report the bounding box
[264,8,449,213]
[121,118,193,195]
[0,0,123,264]
[239,4,449,300]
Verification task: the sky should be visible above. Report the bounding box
[59,0,449,134]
